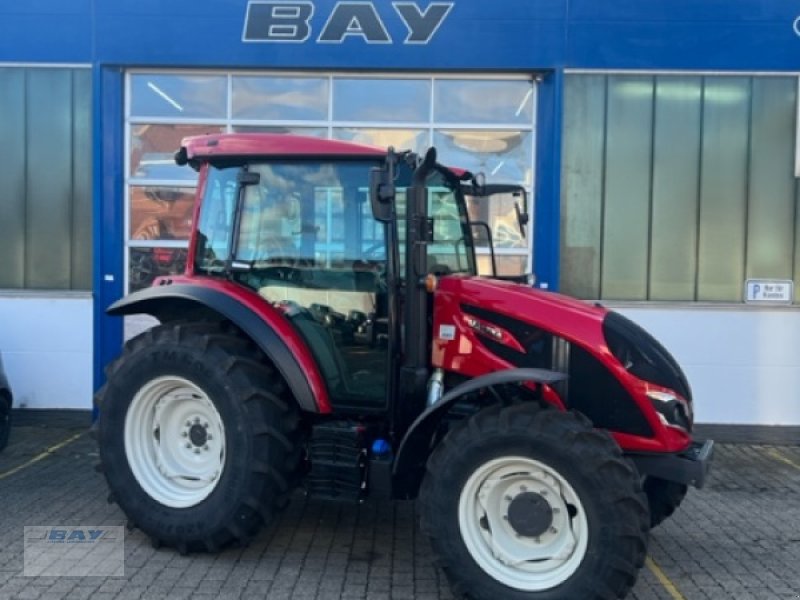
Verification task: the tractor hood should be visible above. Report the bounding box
[434,275,609,350]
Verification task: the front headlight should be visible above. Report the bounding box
[646,390,692,431]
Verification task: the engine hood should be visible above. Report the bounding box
[435,275,609,348]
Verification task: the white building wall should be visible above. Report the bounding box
[615,305,800,426]
[0,293,93,410]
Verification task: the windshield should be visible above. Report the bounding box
[195,161,386,275]
[194,160,476,279]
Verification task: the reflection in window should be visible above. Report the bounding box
[466,192,527,250]
[435,79,535,124]
[232,76,328,120]
[130,123,223,180]
[130,74,227,119]
[434,130,533,185]
[129,247,188,292]
[332,128,428,154]
[129,186,196,241]
[333,78,430,122]
[233,125,327,138]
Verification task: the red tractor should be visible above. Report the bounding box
[96,133,713,599]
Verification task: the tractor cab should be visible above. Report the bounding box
[187,142,525,419]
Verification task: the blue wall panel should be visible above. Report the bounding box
[2,0,799,71]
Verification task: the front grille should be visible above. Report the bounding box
[603,311,692,402]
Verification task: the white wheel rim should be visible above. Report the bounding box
[124,376,226,508]
[458,456,589,591]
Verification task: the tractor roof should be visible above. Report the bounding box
[177,133,386,166]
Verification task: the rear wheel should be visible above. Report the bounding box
[96,322,301,552]
[419,404,648,600]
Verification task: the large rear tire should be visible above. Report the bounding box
[419,404,648,600]
[96,322,301,552]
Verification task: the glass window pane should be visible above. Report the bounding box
[71,69,93,291]
[332,128,428,154]
[130,123,223,180]
[26,69,73,290]
[601,76,654,301]
[650,76,702,301]
[232,125,327,137]
[560,75,606,299]
[232,76,328,120]
[466,193,527,251]
[434,79,534,124]
[433,130,532,186]
[129,247,188,292]
[746,77,797,280]
[129,186,196,241]
[0,68,25,288]
[697,77,750,302]
[333,78,430,122]
[130,74,227,119]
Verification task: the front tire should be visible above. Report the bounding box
[419,404,648,600]
[96,322,300,552]
[643,476,687,528]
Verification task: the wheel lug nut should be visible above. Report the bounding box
[203,445,209,451]
[194,448,201,454]
[520,485,528,492]
[203,422,209,429]
[181,431,188,437]
[504,495,512,502]
[185,421,191,427]
[207,434,213,440]
[185,443,192,449]
[194,417,200,424]
[550,527,558,534]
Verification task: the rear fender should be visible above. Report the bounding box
[392,368,566,498]
[107,283,331,413]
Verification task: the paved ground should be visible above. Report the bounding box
[1,412,799,599]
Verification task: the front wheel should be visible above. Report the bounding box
[643,476,687,528]
[419,404,649,600]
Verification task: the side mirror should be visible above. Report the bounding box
[369,166,394,223]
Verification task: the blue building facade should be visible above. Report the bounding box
[1,1,799,424]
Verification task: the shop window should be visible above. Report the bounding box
[233,125,327,137]
[562,73,800,303]
[434,79,535,125]
[130,74,227,119]
[130,123,224,181]
[332,78,430,122]
[127,71,535,293]
[129,187,196,241]
[0,67,92,291]
[332,128,428,155]
[433,129,533,187]
[232,76,328,120]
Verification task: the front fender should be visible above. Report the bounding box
[108,283,330,413]
[392,368,567,498]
